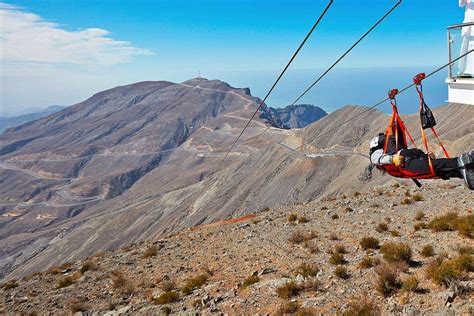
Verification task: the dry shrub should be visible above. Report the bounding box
[289,230,305,244]
[277,301,300,315]
[111,270,127,288]
[154,291,179,305]
[425,254,474,287]
[288,214,298,222]
[56,276,74,289]
[160,307,172,315]
[390,230,401,237]
[414,222,428,231]
[359,256,379,269]
[49,267,62,275]
[400,198,412,205]
[429,212,474,238]
[329,253,346,265]
[457,215,474,238]
[182,274,208,294]
[329,232,339,241]
[160,280,176,292]
[401,275,419,293]
[276,302,315,315]
[429,211,459,231]
[331,213,339,220]
[79,261,97,274]
[301,279,321,292]
[375,188,385,196]
[342,296,379,316]
[414,211,425,221]
[458,246,473,255]
[344,207,354,213]
[69,297,88,313]
[303,230,318,241]
[421,245,435,257]
[299,216,309,223]
[304,240,319,253]
[143,245,158,258]
[360,237,380,250]
[375,263,401,296]
[376,222,389,233]
[242,275,260,288]
[380,242,412,264]
[334,244,347,254]
[296,263,319,278]
[412,194,424,202]
[2,280,18,290]
[354,191,361,197]
[334,266,349,279]
[276,281,300,299]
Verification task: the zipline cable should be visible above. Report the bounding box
[287,49,474,154]
[257,0,402,139]
[217,0,334,169]
[291,0,402,106]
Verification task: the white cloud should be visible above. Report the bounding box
[0,3,153,65]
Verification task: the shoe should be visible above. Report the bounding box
[458,151,474,190]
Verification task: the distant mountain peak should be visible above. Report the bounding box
[260,103,327,129]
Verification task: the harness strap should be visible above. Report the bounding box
[414,73,450,177]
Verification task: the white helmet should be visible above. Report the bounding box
[370,136,380,149]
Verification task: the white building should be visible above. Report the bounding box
[446,6,474,105]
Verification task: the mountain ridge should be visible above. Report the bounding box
[0,78,472,283]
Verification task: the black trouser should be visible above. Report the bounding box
[400,149,462,179]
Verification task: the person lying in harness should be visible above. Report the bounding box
[369,133,474,190]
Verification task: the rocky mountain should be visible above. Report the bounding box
[0,106,65,133]
[0,78,473,286]
[1,182,473,314]
[261,104,327,129]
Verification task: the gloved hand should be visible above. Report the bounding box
[393,154,405,167]
[428,152,436,159]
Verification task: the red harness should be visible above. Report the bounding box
[377,73,450,180]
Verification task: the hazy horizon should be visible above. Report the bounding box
[1,65,448,117]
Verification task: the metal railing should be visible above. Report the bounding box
[447,22,474,79]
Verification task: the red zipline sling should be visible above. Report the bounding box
[377,73,450,181]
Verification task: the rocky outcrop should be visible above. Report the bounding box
[260,104,327,128]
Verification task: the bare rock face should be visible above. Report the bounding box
[260,104,327,129]
[0,76,473,284]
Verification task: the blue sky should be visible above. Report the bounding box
[0,0,466,115]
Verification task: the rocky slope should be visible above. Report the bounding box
[261,104,327,129]
[0,77,473,285]
[1,182,473,314]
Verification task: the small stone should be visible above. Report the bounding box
[295,274,305,284]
